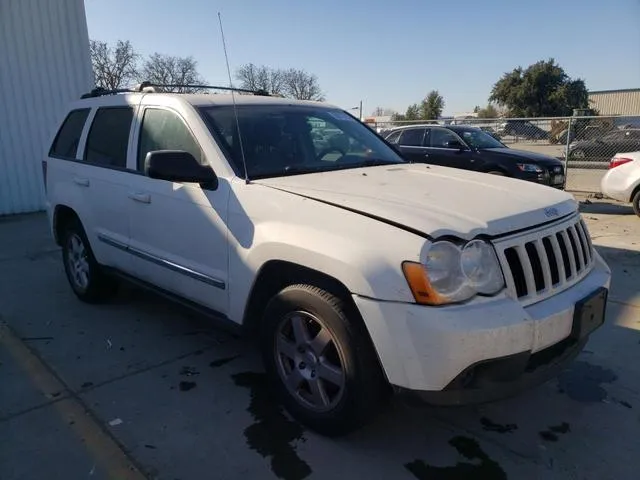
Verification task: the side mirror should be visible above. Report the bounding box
[445,140,465,149]
[145,150,218,189]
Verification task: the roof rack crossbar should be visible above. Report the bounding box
[80,82,271,99]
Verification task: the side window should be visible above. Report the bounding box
[385,130,402,144]
[84,107,134,168]
[430,128,460,148]
[398,128,426,147]
[138,108,205,171]
[49,109,90,159]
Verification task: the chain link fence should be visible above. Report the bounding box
[372,115,640,193]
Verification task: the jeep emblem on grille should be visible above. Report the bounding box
[544,207,559,217]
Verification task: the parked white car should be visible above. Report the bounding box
[44,85,611,436]
[601,151,640,217]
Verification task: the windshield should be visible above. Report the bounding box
[199,105,405,179]
[457,129,505,149]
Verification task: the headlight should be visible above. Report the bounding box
[402,239,505,305]
[517,163,543,173]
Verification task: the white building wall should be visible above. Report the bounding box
[0,0,93,215]
[589,89,640,116]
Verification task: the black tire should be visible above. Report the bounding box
[632,189,640,218]
[61,217,118,303]
[261,284,385,436]
[570,148,586,159]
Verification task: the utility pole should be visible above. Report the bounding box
[350,101,364,121]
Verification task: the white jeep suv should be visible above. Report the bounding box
[43,85,611,436]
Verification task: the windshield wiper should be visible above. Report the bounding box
[356,158,401,167]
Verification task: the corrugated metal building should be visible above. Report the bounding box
[588,88,640,116]
[0,0,93,215]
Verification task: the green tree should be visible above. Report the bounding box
[421,90,445,120]
[476,103,499,118]
[392,103,421,121]
[489,59,588,117]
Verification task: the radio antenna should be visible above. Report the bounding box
[218,12,249,184]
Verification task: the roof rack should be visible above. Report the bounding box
[80,82,272,99]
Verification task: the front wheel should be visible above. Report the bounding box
[261,284,385,436]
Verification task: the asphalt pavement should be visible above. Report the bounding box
[1,194,639,480]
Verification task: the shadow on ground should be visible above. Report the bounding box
[578,199,635,216]
[2,212,639,480]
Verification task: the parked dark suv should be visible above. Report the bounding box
[385,125,565,188]
[496,120,549,140]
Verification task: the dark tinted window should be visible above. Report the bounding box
[84,107,133,168]
[138,108,205,171]
[398,128,425,146]
[200,105,404,179]
[386,130,402,144]
[49,109,90,158]
[430,128,460,148]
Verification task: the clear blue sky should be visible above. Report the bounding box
[84,0,640,116]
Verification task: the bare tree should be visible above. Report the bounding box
[284,68,324,101]
[235,64,324,100]
[141,54,206,93]
[235,63,285,95]
[90,40,139,90]
[371,107,396,116]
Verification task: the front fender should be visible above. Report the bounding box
[226,185,426,323]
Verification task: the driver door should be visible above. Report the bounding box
[127,105,230,315]
[427,128,474,170]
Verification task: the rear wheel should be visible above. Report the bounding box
[571,148,586,159]
[61,218,118,303]
[632,189,640,218]
[261,284,385,436]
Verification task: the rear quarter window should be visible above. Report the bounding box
[49,109,90,159]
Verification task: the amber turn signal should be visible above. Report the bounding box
[401,261,447,306]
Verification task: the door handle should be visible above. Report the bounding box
[423,153,430,158]
[128,192,151,204]
[72,176,89,187]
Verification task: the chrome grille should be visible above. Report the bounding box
[494,216,594,304]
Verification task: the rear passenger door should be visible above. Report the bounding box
[75,101,138,272]
[395,128,429,163]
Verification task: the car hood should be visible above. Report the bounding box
[255,164,577,239]
[481,148,563,165]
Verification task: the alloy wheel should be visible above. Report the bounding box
[66,233,90,291]
[274,311,346,412]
